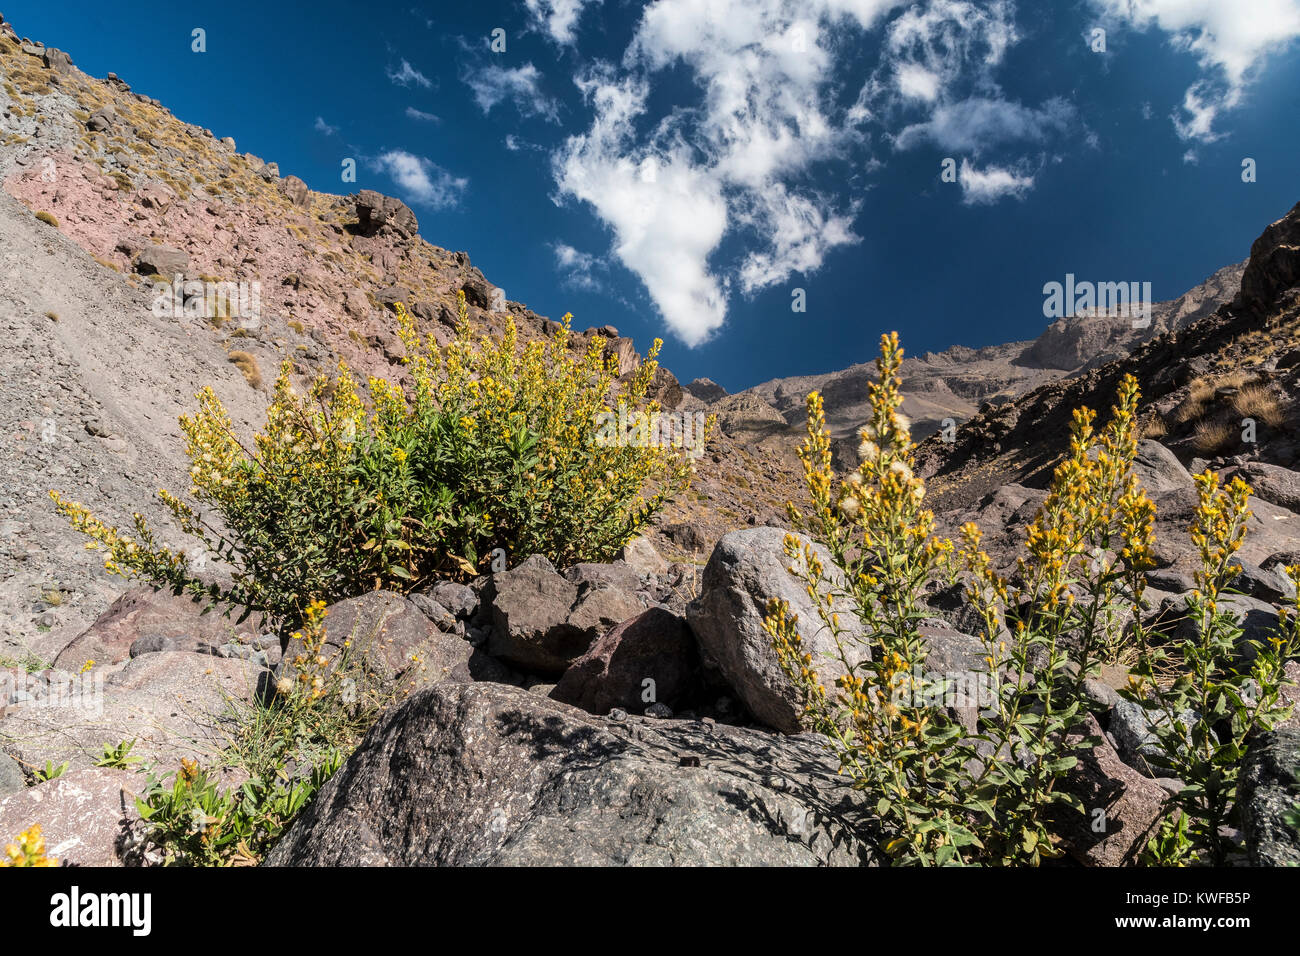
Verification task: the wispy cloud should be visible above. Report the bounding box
[372,150,467,208]
[505,134,545,152]
[893,97,1075,153]
[525,0,602,45]
[313,116,339,135]
[405,106,440,123]
[553,242,606,290]
[387,58,432,89]
[1090,0,1300,141]
[463,63,560,122]
[958,159,1034,204]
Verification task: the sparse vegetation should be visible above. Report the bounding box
[1231,382,1285,428]
[1192,417,1237,455]
[1139,416,1168,439]
[34,210,58,228]
[1125,471,1300,864]
[135,600,407,865]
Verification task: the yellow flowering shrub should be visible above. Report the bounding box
[765,332,1295,866]
[1124,473,1300,864]
[51,293,707,627]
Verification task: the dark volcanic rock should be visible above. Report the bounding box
[550,607,702,715]
[1239,200,1300,314]
[486,555,641,675]
[266,681,877,866]
[278,591,472,694]
[1240,729,1300,867]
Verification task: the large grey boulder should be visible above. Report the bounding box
[1109,698,1197,776]
[1239,462,1300,512]
[266,681,877,866]
[42,47,74,74]
[355,189,418,238]
[279,174,310,207]
[1132,440,1194,495]
[1239,729,1300,866]
[686,527,867,733]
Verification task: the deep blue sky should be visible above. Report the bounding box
[8,0,1300,391]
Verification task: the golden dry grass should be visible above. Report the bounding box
[1230,383,1286,428]
[1139,417,1168,439]
[227,351,263,389]
[1192,418,1237,456]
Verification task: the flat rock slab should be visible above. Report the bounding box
[1,652,266,777]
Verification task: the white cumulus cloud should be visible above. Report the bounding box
[958,159,1033,204]
[551,0,1078,345]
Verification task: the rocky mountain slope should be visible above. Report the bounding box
[2,12,1299,869]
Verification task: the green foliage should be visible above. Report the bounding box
[33,760,68,783]
[134,753,341,867]
[51,294,707,628]
[94,739,142,770]
[132,600,400,866]
[1124,472,1300,865]
[765,331,1293,866]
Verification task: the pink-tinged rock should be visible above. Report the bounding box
[1056,715,1169,866]
[0,768,140,866]
[1,653,267,778]
[53,585,266,669]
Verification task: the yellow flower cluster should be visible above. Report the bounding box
[0,825,56,867]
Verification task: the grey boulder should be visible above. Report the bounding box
[266,680,876,866]
[686,527,867,733]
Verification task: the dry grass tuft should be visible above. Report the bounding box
[1192,418,1237,456]
[1139,417,1168,439]
[1230,383,1286,428]
[227,351,263,390]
